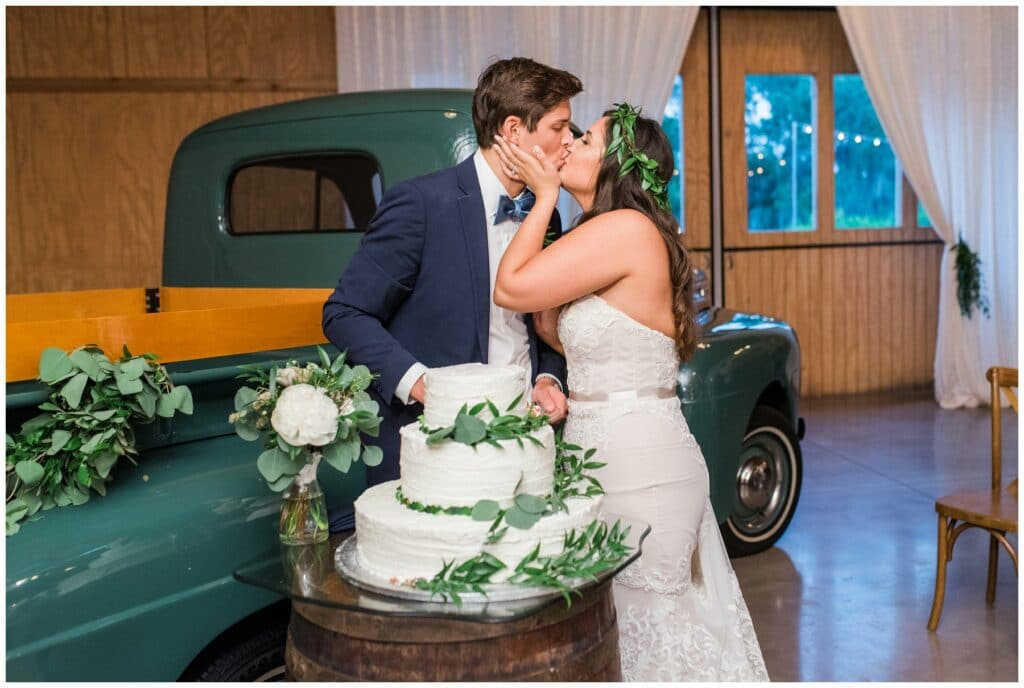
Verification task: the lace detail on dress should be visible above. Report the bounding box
[558,294,678,399]
[617,596,769,682]
[617,553,693,595]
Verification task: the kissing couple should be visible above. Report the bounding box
[323,56,768,682]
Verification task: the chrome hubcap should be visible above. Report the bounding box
[737,456,774,511]
[731,428,792,539]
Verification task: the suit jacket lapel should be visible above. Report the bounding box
[455,157,491,362]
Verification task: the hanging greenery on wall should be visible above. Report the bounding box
[951,235,990,319]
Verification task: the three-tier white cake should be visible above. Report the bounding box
[353,363,604,584]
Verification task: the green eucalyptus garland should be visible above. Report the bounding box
[6,346,193,535]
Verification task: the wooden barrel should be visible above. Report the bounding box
[285,579,621,681]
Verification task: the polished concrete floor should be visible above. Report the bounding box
[732,388,1019,682]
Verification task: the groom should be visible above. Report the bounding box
[322,57,582,498]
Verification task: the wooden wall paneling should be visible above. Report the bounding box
[6,90,332,293]
[724,244,941,396]
[206,7,337,82]
[6,96,26,293]
[682,8,711,250]
[123,7,208,79]
[6,7,127,78]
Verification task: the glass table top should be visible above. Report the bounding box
[234,518,649,623]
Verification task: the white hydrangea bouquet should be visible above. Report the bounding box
[229,346,383,544]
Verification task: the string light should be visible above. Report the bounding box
[756,167,764,174]
[873,138,882,147]
[803,125,813,134]
[779,159,787,167]
[748,170,754,177]
[853,135,862,144]
[837,132,846,141]
[757,152,764,160]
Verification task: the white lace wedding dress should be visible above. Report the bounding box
[559,294,769,682]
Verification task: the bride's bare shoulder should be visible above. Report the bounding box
[573,208,662,245]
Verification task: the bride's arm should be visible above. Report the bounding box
[491,136,655,313]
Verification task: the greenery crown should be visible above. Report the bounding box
[606,102,672,213]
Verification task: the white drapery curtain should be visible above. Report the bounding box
[336,6,698,127]
[335,6,699,220]
[838,6,1018,408]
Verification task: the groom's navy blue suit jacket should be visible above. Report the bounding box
[322,156,567,489]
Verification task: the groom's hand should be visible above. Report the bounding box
[532,378,567,424]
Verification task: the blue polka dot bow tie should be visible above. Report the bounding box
[495,190,536,224]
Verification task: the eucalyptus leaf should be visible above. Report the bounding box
[79,433,104,455]
[514,493,548,515]
[69,349,104,380]
[19,493,42,516]
[39,348,74,383]
[471,499,501,521]
[114,373,144,395]
[234,387,259,412]
[453,413,487,445]
[317,346,332,369]
[6,500,28,520]
[119,357,148,381]
[503,505,541,530]
[322,440,354,473]
[156,393,176,418]
[15,461,44,485]
[170,386,193,414]
[361,445,384,467]
[92,409,117,421]
[67,486,90,506]
[60,373,89,409]
[257,447,293,483]
[137,389,157,418]
[47,429,72,455]
[233,418,261,442]
[20,413,53,435]
[93,450,118,478]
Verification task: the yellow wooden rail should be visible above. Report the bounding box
[6,288,334,382]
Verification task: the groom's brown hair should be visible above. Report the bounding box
[472,57,582,150]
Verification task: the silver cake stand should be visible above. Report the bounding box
[335,515,650,607]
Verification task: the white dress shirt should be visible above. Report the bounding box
[394,150,561,404]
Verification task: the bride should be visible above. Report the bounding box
[492,104,769,682]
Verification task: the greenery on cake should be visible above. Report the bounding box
[412,519,633,606]
[417,394,547,448]
[473,435,606,541]
[393,430,606,543]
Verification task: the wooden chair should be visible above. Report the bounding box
[928,366,1018,631]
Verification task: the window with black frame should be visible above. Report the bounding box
[228,155,382,234]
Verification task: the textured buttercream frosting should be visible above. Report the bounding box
[399,422,555,508]
[354,480,603,584]
[422,363,528,428]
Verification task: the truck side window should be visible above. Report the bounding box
[228,155,382,234]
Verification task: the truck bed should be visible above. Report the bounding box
[6,287,333,382]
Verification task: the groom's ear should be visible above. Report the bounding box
[500,115,524,144]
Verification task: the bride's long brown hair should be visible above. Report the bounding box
[573,109,697,361]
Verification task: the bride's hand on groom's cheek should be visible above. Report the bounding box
[493,135,560,199]
[532,378,567,424]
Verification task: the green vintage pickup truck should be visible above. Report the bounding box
[6,89,803,681]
